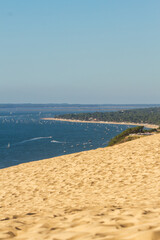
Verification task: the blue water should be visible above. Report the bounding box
[0,109,138,169]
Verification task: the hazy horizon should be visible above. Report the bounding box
[1,0,160,104]
[0,102,160,105]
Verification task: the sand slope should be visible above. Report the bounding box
[0,134,160,239]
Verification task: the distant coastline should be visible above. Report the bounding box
[42,118,159,129]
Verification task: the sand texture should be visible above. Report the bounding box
[1,134,160,239]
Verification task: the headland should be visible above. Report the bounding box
[42,117,159,129]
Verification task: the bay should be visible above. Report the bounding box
[1,104,154,169]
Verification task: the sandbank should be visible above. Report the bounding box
[42,117,159,129]
[1,134,160,239]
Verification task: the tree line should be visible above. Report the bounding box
[55,107,160,125]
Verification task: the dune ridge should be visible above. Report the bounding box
[1,134,160,239]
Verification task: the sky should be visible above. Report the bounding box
[0,0,160,104]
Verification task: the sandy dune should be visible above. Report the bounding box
[1,134,160,239]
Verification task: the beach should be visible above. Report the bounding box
[42,118,159,129]
[1,133,160,239]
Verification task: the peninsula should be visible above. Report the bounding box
[42,117,159,129]
[52,107,160,127]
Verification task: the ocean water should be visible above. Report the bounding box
[0,109,137,169]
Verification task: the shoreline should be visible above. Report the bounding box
[42,118,159,129]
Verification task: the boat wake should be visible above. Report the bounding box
[13,136,53,146]
[51,140,63,143]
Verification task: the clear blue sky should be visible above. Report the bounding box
[0,0,160,104]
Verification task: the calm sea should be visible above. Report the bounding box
[1,104,158,169]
